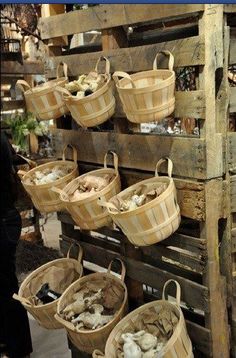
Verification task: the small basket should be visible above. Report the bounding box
[113,51,175,123]
[53,151,121,230]
[93,280,193,358]
[55,258,128,354]
[57,57,115,128]
[20,145,78,213]
[16,62,69,121]
[13,244,83,330]
[101,158,180,247]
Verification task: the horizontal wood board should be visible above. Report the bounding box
[1,61,44,75]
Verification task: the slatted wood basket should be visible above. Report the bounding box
[16,62,69,121]
[55,259,128,354]
[20,145,78,213]
[113,51,175,123]
[13,244,83,330]
[53,151,121,230]
[57,57,115,128]
[93,280,193,358]
[101,158,180,246]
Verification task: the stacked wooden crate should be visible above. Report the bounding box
[38,4,236,357]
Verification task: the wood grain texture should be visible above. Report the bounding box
[230,87,236,113]
[228,133,236,173]
[1,61,44,75]
[39,4,204,39]
[230,28,236,65]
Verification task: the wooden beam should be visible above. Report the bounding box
[1,61,44,75]
[39,4,204,40]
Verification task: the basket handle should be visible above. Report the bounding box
[94,56,110,76]
[104,151,118,173]
[56,62,68,79]
[162,279,181,307]
[50,186,69,200]
[16,79,32,93]
[107,258,126,282]
[54,313,78,332]
[55,86,72,98]
[112,71,136,88]
[93,350,105,358]
[13,293,33,306]
[153,51,174,71]
[155,157,173,178]
[17,155,37,169]
[17,169,27,178]
[62,144,78,164]
[97,198,120,213]
[66,243,83,263]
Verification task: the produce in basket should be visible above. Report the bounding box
[65,71,106,99]
[24,165,72,185]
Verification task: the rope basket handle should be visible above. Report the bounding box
[153,51,174,71]
[16,79,32,93]
[13,293,33,306]
[94,56,110,76]
[155,157,173,178]
[93,350,105,358]
[104,150,119,173]
[56,62,68,79]
[112,71,136,88]
[62,144,78,164]
[162,279,181,307]
[66,242,83,264]
[107,258,126,282]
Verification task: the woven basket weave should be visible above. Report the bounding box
[93,280,193,358]
[113,51,175,123]
[16,62,69,121]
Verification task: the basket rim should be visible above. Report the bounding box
[108,176,174,218]
[60,168,120,205]
[21,160,78,188]
[24,77,68,96]
[57,272,128,334]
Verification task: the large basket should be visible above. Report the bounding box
[13,244,83,330]
[101,158,180,247]
[53,151,121,230]
[55,259,128,354]
[58,57,115,128]
[20,145,78,213]
[113,51,175,123]
[93,280,193,358]
[16,62,69,121]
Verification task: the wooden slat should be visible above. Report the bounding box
[230,87,236,113]
[52,129,206,179]
[39,4,204,40]
[224,4,236,13]
[1,100,24,111]
[230,28,236,65]
[1,61,44,75]
[186,320,212,356]
[45,35,205,77]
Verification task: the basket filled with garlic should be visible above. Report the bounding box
[20,144,78,213]
[56,56,115,128]
[55,258,128,354]
[93,280,193,358]
[52,151,121,230]
[99,158,180,247]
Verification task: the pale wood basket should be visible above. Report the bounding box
[20,145,78,213]
[101,158,180,247]
[113,51,175,123]
[53,151,121,230]
[55,259,128,354]
[93,280,193,358]
[58,57,115,128]
[16,62,69,121]
[13,244,83,330]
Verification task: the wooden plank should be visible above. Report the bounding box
[230,87,236,113]
[228,133,236,173]
[231,176,236,212]
[186,320,212,356]
[52,129,206,179]
[232,228,236,253]
[1,61,44,75]
[230,28,236,65]
[1,100,24,111]
[39,4,204,40]
[224,4,236,13]
[45,35,205,77]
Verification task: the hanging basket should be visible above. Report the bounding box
[113,51,175,124]
[20,145,78,213]
[53,151,121,230]
[93,280,193,358]
[101,158,180,247]
[16,62,69,121]
[13,244,83,330]
[57,57,115,128]
[55,258,128,354]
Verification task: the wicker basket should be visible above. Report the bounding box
[55,259,128,353]
[13,244,83,330]
[113,51,175,123]
[16,62,69,121]
[93,280,193,358]
[101,158,180,247]
[53,151,121,230]
[57,57,115,128]
[20,145,78,213]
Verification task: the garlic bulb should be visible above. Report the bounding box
[121,333,142,358]
[134,332,157,351]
